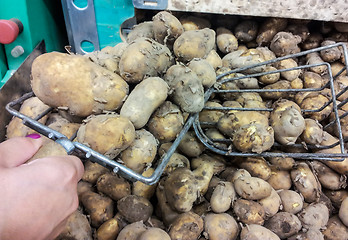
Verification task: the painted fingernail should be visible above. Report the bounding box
[26,133,41,139]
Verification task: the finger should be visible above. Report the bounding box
[0,136,43,168]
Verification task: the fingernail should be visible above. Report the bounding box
[26,133,41,139]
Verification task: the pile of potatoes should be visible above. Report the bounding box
[6,10,348,240]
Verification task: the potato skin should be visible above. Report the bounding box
[298,203,329,230]
[258,188,281,219]
[31,52,129,117]
[237,157,271,180]
[290,162,321,203]
[264,212,302,239]
[240,224,280,240]
[322,215,348,240]
[82,160,109,184]
[96,172,131,201]
[120,77,168,129]
[234,176,272,200]
[164,64,204,113]
[210,181,236,213]
[80,191,114,228]
[56,210,93,240]
[76,114,135,159]
[233,199,266,225]
[116,221,147,240]
[204,213,239,240]
[138,228,171,240]
[6,97,50,138]
[117,195,153,223]
[148,101,184,143]
[119,38,173,83]
[278,190,303,214]
[96,218,121,240]
[120,129,158,173]
[173,28,216,62]
[339,197,348,227]
[169,212,204,240]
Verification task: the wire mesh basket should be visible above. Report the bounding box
[5,42,348,185]
[193,42,348,162]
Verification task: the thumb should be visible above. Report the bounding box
[0,135,43,168]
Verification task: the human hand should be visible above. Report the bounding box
[0,135,84,240]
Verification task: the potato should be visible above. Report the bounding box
[155,179,180,226]
[76,114,135,159]
[116,221,147,240]
[256,18,288,46]
[82,160,109,184]
[117,195,153,223]
[290,77,303,89]
[258,188,281,219]
[180,15,211,31]
[299,93,333,122]
[339,197,348,227]
[80,191,114,228]
[162,152,190,175]
[6,97,50,138]
[148,101,184,143]
[233,199,265,225]
[210,181,236,213]
[266,152,295,170]
[267,166,292,190]
[27,141,67,163]
[173,28,216,62]
[204,49,222,70]
[96,218,121,240]
[290,162,321,203]
[119,38,173,83]
[169,212,204,240]
[234,176,272,200]
[264,212,301,239]
[132,168,157,199]
[77,181,95,200]
[322,215,348,240]
[164,64,204,113]
[188,59,216,88]
[240,224,280,240]
[120,77,168,129]
[256,46,277,62]
[164,168,198,212]
[86,42,128,74]
[301,32,323,50]
[324,189,348,209]
[216,27,238,54]
[199,101,224,128]
[320,40,341,62]
[334,75,348,102]
[274,58,301,81]
[270,100,305,145]
[204,213,239,240]
[222,48,266,74]
[331,61,347,77]
[306,52,328,75]
[287,228,324,240]
[300,118,324,145]
[218,111,269,138]
[316,132,348,175]
[234,20,258,42]
[261,80,291,100]
[31,52,129,117]
[178,131,205,157]
[232,123,274,153]
[237,157,271,180]
[258,66,280,84]
[270,32,301,57]
[126,22,154,43]
[278,189,303,214]
[298,203,329,230]
[120,129,158,173]
[152,11,184,46]
[96,172,131,201]
[56,210,92,240]
[137,228,170,240]
[310,161,347,190]
[229,169,252,183]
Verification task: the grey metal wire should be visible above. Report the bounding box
[193,42,348,161]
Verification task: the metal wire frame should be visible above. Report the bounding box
[6,92,196,185]
[193,42,348,161]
